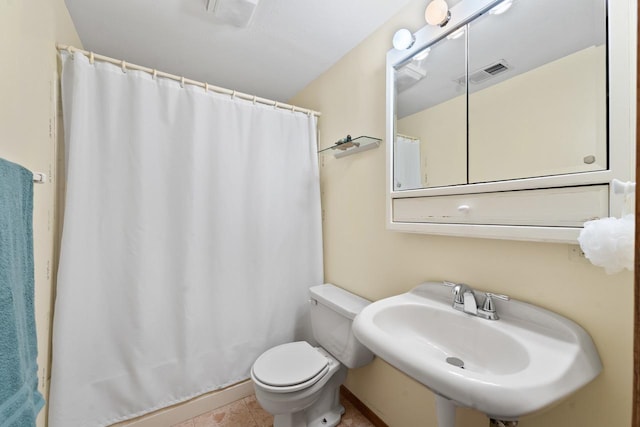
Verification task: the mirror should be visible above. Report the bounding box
[394,0,607,190]
[394,33,467,190]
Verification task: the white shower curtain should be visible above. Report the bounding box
[49,52,323,427]
[394,135,422,190]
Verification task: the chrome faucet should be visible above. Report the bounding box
[451,283,478,315]
[444,281,510,320]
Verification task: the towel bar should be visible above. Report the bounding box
[32,173,46,184]
[612,179,635,195]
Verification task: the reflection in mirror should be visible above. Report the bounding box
[392,0,607,191]
[395,31,467,189]
[468,0,607,183]
[394,134,422,190]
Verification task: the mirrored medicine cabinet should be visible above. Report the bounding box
[386,0,635,243]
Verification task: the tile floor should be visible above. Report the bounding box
[172,394,375,427]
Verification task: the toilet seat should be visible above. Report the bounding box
[252,341,330,393]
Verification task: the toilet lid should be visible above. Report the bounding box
[252,341,329,387]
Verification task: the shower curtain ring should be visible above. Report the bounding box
[205,82,209,92]
[89,52,95,65]
[121,60,127,73]
[180,77,185,88]
[66,46,73,54]
[152,69,157,80]
[274,102,279,110]
[252,96,257,105]
[232,90,236,99]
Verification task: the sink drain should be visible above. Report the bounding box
[446,357,465,369]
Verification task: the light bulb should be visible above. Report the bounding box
[425,0,451,27]
[392,29,415,50]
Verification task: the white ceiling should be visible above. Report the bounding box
[64,0,415,102]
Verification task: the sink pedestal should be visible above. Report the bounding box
[434,395,521,427]
[434,395,456,427]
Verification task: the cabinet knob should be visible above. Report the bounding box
[457,205,470,213]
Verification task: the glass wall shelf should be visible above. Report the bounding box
[318,135,382,158]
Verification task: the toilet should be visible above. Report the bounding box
[251,284,374,427]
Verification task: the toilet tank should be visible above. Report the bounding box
[309,284,374,369]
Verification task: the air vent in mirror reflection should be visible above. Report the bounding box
[455,60,510,86]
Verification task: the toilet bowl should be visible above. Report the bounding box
[251,284,374,427]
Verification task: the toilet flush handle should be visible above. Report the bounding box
[309,298,317,306]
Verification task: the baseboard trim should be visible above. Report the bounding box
[112,380,254,426]
[340,386,389,427]
[110,381,381,426]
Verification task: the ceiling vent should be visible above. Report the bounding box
[206,0,260,28]
[455,60,511,86]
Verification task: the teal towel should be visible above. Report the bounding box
[0,158,44,427]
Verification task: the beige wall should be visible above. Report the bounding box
[0,0,81,425]
[290,1,634,426]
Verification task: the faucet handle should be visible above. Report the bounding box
[486,292,510,301]
[482,292,510,312]
[442,281,462,298]
[451,283,472,304]
[442,281,467,304]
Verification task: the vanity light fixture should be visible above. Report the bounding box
[446,27,465,40]
[425,0,451,27]
[489,0,514,15]
[392,29,416,50]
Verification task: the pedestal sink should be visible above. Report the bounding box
[352,282,602,426]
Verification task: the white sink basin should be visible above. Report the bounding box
[352,282,602,420]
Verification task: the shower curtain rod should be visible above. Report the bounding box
[55,44,322,117]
